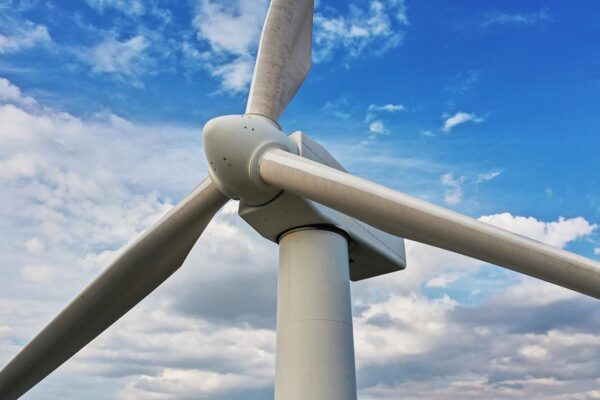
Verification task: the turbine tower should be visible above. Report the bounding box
[1,1,600,399]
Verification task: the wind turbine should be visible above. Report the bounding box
[1,0,599,399]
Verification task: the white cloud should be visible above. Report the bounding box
[442,111,483,133]
[0,21,51,54]
[85,0,145,16]
[481,9,552,28]
[426,272,464,288]
[594,247,600,255]
[355,294,457,366]
[188,0,269,93]
[193,0,267,56]
[25,237,45,254]
[493,278,579,307]
[1,78,600,400]
[116,368,270,399]
[211,55,255,93]
[21,264,55,284]
[314,0,409,62]
[479,213,597,248]
[0,78,279,399]
[0,153,42,180]
[519,344,548,360]
[369,120,386,135]
[81,35,150,81]
[365,103,405,136]
[368,103,406,113]
[0,78,37,108]
[441,172,466,206]
[366,103,405,122]
[475,169,503,183]
[188,1,409,92]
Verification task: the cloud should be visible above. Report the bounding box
[481,9,552,28]
[25,237,45,254]
[321,97,352,119]
[595,247,600,255]
[80,35,151,82]
[314,0,409,62]
[0,21,51,54]
[368,104,406,114]
[441,172,466,206]
[426,272,464,288]
[475,169,503,183]
[0,78,37,108]
[479,213,597,249]
[211,55,255,94]
[187,0,269,93]
[366,103,406,122]
[369,120,386,135]
[0,78,278,398]
[355,281,600,399]
[365,103,406,136]
[85,0,145,16]
[442,111,484,133]
[187,1,409,92]
[116,368,271,399]
[193,0,267,56]
[2,78,600,400]
[445,70,480,95]
[437,168,503,205]
[21,264,55,284]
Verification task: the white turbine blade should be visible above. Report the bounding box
[246,0,313,122]
[0,178,228,400]
[259,149,600,299]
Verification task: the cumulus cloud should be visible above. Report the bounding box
[441,172,466,205]
[442,111,484,133]
[0,77,277,399]
[365,103,405,136]
[80,35,151,82]
[21,264,55,284]
[0,21,51,54]
[187,0,409,92]
[479,213,597,248]
[2,78,599,400]
[426,272,464,288]
[25,237,45,254]
[314,0,409,62]
[116,368,270,399]
[186,0,269,93]
[368,120,386,135]
[0,78,37,108]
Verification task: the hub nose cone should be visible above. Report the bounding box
[202,115,297,206]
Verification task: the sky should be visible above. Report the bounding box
[1,0,600,398]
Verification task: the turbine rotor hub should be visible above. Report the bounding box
[203,114,297,206]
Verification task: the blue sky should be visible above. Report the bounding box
[1,0,600,399]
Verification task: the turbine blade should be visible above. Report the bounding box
[259,149,600,299]
[246,0,313,122]
[0,178,228,400]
